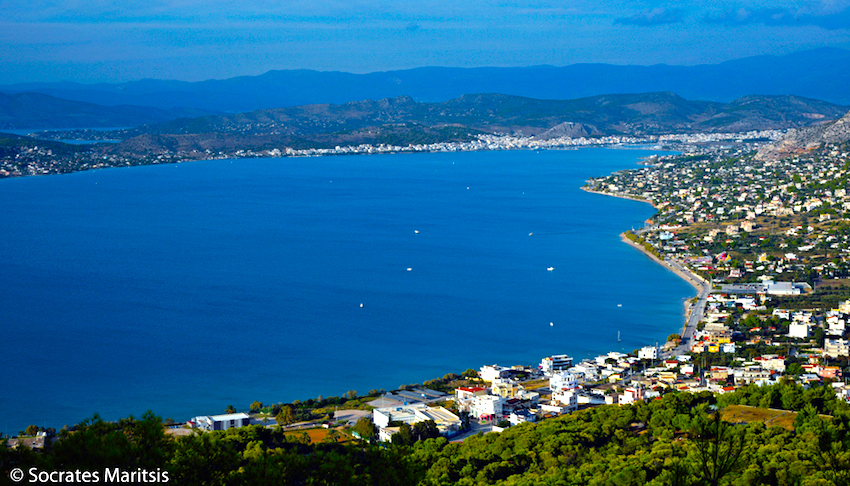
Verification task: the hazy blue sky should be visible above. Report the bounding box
[2,0,849,84]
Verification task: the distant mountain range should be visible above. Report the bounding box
[1,48,849,115]
[0,92,215,129]
[35,92,842,156]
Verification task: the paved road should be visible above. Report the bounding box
[663,257,710,359]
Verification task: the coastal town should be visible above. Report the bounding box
[6,115,850,469]
[0,128,783,178]
[132,284,850,447]
[169,114,850,444]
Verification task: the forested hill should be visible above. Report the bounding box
[5,382,850,485]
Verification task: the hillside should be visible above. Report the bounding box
[0,92,216,129]
[63,92,845,155]
[5,91,847,178]
[2,48,850,112]
[756,109,850,159]
[5,384,849,485]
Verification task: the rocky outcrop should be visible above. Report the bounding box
[536,122,600,139]
[756,110,850,160]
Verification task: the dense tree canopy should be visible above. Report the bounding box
[4,383,849,485]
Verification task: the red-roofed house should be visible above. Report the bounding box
[455,387,488,401]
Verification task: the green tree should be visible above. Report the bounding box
[390,423,414,446]
[351,417,377,443]
[24,425,39,436]
[169,430,240,485]
[275,406,293,428]
[250,401,263,413]
[323,428,341,444]
[786,362,804,376]
[225,404,236,414]
[462,368,478,379]
[689,413,746,486]
[814,327,826,347]
[51,412,170,471]
[412,420,440,442]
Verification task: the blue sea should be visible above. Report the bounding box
[0,148,692,434]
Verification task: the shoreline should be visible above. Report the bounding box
[617,232,708,345]
[618,233,705,294]
[582,184,707,344]
[578,187,705,349]
[618,232,706,348]
[580,186,659,210]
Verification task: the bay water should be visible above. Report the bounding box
[0,148,692,434]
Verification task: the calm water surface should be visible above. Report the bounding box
[0,148,692,433]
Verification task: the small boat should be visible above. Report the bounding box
[360,303,364,308]
[407,267,413,272]
[547,267,554,271]
[414,230,419,234]
[550,322,554,326]
[529,232,533,236]
[617,304,622,307]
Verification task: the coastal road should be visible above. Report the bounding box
[663,257,710,359]
[617,231,709,359]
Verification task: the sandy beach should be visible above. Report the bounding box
[580,186,659,210]
[618,232,709,354]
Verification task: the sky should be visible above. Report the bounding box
[1,0,850,84]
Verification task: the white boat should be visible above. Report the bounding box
[547,267,554,271]
[407,267,413,272]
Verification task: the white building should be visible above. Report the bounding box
[190,413,251,431]
[454,386,488,412]
[571,363,600,382]
[733,366,773,386]
[515,389,540,406]
[372,403,461,437]
[618,386,646,405]
[753,355,786,373]
[764,281,810,295]
[479,365,512,382]
[826,313,846,336]
[788,321,811,339]
[540,354,573,374]
[825,338,850,358]
[470,394,505,420]
[638,345,659,360]
[509,410,537,426]
[549,371,579,392]
[551,388,579,412]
